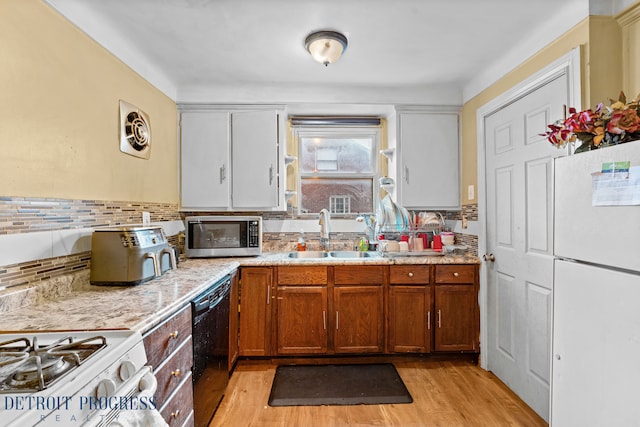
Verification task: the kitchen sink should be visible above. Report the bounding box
[287,251,329,258]
[328,251,378,258]
[287,251,379,259]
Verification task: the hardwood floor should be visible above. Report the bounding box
[210,357,548,427]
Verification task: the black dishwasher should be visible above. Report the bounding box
[191,275,231,427]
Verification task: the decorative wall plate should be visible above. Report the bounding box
[119,100,151,159]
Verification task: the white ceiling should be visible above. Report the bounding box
[44,0,619,107]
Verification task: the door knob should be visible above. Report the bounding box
[483,253,495,262]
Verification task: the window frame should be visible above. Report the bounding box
[330,195,351,214]
[293,125,381,217]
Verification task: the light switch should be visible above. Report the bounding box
[468,185,475,201]
[142,212,151,225]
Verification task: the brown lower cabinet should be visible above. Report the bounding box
[276,284,328,354]
[274,265,329,354]
[143,304,195,427]
[434,265,479,352]
[239,264,479,357]
[333,266,385,353]
[238,267,273,356]
[158,372,194,427]
[228,270,239,370]
[275,265,384,355]
[388,265,432,353]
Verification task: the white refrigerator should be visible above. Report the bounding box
[551,142,640,426]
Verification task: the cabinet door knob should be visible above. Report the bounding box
[408,272,414,277]
[453,272,459,277]
[171,409,181,418]
[171,369,181,377]
[169,330,179,339]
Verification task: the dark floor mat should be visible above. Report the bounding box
[268,363,413,406]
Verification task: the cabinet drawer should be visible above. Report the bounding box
[334,266,385,285]
[154,336,193,407]
[144,305,192,369]
[390,266,430,284]
[159,371,194,427]
[277,266,327,285]
[435,265,476,284]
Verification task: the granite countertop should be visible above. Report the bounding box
[0,252,479,335]
[243,251,480,266]
[0,258,238,334]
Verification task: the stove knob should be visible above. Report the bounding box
[119,360,137,381]
[96,378,117,398]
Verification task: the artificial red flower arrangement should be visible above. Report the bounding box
[541,92,640,153]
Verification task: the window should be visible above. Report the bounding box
[330,195,351,214]
[316,147,338,171]
[294,125,380,216]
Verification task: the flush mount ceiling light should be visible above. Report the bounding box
[304,30,348,66]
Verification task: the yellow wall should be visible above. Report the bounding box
[3,1,636,208]
[586,16,623,106]
[460,19,589,205]
[460,13,629,205]
[0,0,178,203]
[618,4,640,97]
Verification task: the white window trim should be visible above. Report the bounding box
[330,195,351,214]
[294,126,380,216]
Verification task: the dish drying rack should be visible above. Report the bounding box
[379,223,442,240]
[376,212,446,257]
[378,211,445,240]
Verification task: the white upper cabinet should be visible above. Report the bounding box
[395,108,460,210]
[231,111,279,209]
[180,107,284,211]
[180,111,231,209]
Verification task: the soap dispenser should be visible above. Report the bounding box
[358,236,369,252]
[297,230,307,251]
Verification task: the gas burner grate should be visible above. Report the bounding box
[0,335,107,393]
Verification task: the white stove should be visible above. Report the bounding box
[0,330,163,426]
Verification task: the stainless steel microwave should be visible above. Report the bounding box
[185,216,262,257]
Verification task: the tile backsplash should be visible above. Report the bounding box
[1,196,479,290]
[0,197,180,234]
[0,197,181,289]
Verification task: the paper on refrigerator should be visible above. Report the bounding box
[591,165,640,206]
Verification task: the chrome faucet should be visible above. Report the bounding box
[318,208,331,252]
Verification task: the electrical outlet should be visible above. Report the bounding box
[142,211,151,225]
[468,185,475,201]
[462,215,468,229]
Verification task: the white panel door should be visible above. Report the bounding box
[231,110,279,209]
[180,111,230,209]
[484,75,567,420]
